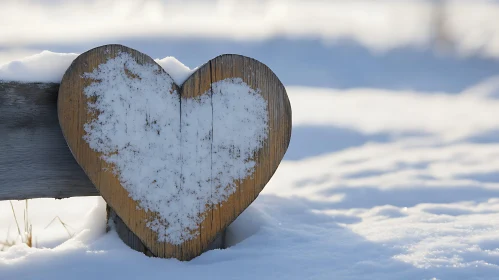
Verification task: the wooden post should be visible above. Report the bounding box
[0,81,226,255]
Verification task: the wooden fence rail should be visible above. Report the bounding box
[0,82,98,200]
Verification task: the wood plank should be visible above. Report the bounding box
[180,60,214,259]
[207,53,291,238]
[0,82,98,200]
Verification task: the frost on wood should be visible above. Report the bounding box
[82,52,268,244]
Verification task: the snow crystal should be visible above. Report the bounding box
[82,52,268,244]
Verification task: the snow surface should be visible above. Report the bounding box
[0,51,78,83]
[3,50,499,279]
[155,56,195,85]
[83,52,267,243]
[0,51,193,85]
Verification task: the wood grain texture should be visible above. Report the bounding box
[58,44,292,260]
[0,82,98,200]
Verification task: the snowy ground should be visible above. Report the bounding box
[2,48,499,279]
[3,1,499,279]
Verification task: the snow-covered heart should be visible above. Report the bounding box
[58,44,291,260]
[82,52,268,244]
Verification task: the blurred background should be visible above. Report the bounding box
[4,0,499,275]
[2,0,499,90]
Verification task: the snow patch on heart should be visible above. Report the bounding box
[82,52,268,244]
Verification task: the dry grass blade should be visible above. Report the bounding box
[0,239,16,251]
[0,227,15,251]
[5,200,75,251]
[8,200,33,248]
[44,216,75,238]
[25,225,32,248]
[9,201,22,237]
[24,200,32,247]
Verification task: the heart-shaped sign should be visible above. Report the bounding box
[58,44,291,260]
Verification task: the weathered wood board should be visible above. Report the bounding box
[58,44,292,261]
[0,82,98,200]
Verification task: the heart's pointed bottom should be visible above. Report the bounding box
[107,205,227,258]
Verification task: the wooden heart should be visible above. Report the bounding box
[58,44,291,260]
